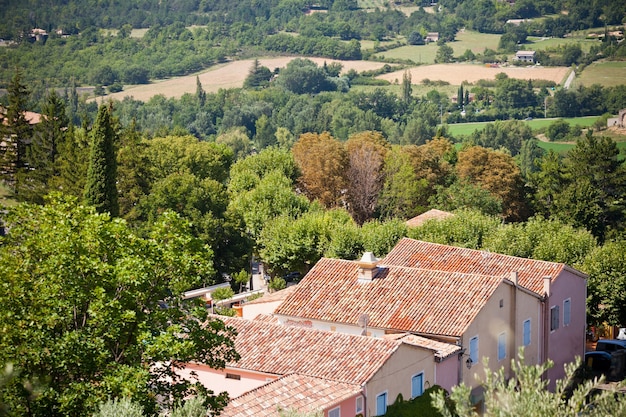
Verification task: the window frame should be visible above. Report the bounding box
[498,332,506,361]
[469,335,479,366]
[328,406,340,417]
[376,391,388,416]
[550,305,560,332]
[523,318,531,346]
[563,298,571,327]
[355,396,364,415]
[411,372,424,399]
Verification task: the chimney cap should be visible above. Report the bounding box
[360,252,379,263]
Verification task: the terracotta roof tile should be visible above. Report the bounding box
[383,238,571,294]
[406,209,454,228]
[274,258,504,337]
[244,285,298,305]
[220,316,402,384]
[397,334,461,360]
[222,374,361,417]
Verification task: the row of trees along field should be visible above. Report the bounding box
[1,0,625,88]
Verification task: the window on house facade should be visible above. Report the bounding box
[498,332,506,361]
[328,407,340,417]
[564,299,571,326]
[225,373,241,380]
[550,305,560,331]
[469,336,479,366]
[355,396,364,415]
[376,392,387,416]
[411,372,424,398]
[523,319,531,346]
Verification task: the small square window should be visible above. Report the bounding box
[328,407,340,417]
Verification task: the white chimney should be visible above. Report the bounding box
[543,276,551,297]
[357,252,379,282]
[510,271,519,286]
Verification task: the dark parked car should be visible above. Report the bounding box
[283,271,302,283]
[596,339,626,353]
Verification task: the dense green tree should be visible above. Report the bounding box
[47,124,90,198]
[378,146,429,220]
[517,139,545,179]
[407,209,501,250]
[275,59,336,95]
[229,170,310,241]
[227,147,300,196]
[360,218,407,258]
[429,179,503,217]
[243,59,273,89]
[0,196,238,416]
[116,121,151,221]
[259,208,354,275]
[84,104,119,217]
[483,217,597,266]
[529,150,565,216]
[469,120,533,156]
[494,77,537,111]
[435,44,454,63]
[545,118,571,141]
[583,240,626,326]
[556,134,626,240]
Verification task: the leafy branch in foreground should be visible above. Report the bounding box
[432,349,626,417]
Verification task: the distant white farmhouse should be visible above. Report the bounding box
[515,50,536,63]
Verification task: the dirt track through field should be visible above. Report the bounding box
[378,63,571,86]
[104,58,391,102]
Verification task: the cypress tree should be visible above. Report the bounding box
[84,104,118,217]
[1,69,32,194]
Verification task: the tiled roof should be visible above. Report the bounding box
[274,258,504,337]
[222,373,361,417]
[244,285,298,305]
[383,238,578,294]
[220,316,403,384]
[406,209,454,228]
[398,334,461,360]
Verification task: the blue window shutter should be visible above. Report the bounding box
[376,392,387,416]
[412,373,424,398]
[523,319,531,346]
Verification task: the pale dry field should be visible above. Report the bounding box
[378,63,571,86]
[105,57,391,102]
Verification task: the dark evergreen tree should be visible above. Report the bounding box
[1,69,32,195]
[195,76,206,107]
[84,104,119,217]
[50,124,90,199]
[18,91,69,203]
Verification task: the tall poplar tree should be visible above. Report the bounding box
[84,104,119,217]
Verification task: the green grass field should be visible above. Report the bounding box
[445,116,600,137]
[446,116,626,156]
[372,30,502,64]
[575,61,626,88]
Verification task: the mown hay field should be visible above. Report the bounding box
[378,63,571,86]
[104,57,391,102]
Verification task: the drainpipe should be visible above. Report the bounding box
[510,272,518,374]
[542,276,551,379]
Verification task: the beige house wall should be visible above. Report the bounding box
[459,281,542,390]
[365,344,435,415]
